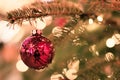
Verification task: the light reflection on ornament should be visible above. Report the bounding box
[106,38,115,48]
[16,60,29,72]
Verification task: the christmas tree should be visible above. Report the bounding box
[0,0,120,80]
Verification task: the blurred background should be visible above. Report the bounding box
[0,0,120,80]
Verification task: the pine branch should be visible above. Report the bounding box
[48,17,87,47]
[82,0,120,18]
[48,17,79,46]
[6,1,83,25]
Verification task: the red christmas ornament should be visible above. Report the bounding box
[20,30,54,69]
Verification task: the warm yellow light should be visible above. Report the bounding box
[112,33,120,45]
[52,27,63,37]
[65,69,78,80]
[89,18,94,24]
[106,38,115,48]
[97,15,103,22]
[105,52,114,62]
[16,60,28,72]
[86,23,100,32]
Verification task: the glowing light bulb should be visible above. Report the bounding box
[16,60,28,72]
[89,18,94,24]
[106,38,115,48]
[97,15,103,22]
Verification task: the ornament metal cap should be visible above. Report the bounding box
[32,30,42,36]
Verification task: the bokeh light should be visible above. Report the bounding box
[0,21,20,43]
[65,69,78,80]
[112,33,120,45]
[97,15,103,22]
[105,52,115,62]
[16,60,29,72]
[89,18,94,24]
[106,38,115,48]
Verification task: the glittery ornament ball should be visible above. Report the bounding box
[20,30,54,70]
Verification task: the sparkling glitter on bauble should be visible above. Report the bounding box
[20,30,54,69]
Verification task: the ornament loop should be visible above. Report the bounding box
[32,29,42,36]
